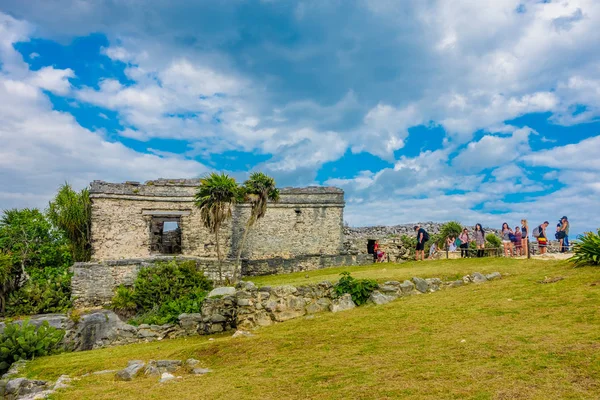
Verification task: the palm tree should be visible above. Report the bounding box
[47,183,92,262]
[234,172,280,282]
[194,173,241,283]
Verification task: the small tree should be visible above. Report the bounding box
[234,172,280,282]
[48,183,91,262]
[0,209,70,314]
[194,173,241,283]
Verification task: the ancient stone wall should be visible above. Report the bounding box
[71,254,372,307]
[71,256,237,307]
[89,180,344,262]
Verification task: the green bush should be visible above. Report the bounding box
[571,230,600,267]
[400,235,417,258]
[130,288,208,325]
[440,221,463,245]
[0,320,65,374]
[334,272,378,306]
[485,234,502,248]
[111,260,213,325]
[5,272,72,316]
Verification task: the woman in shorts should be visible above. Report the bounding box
[502,222,514,257]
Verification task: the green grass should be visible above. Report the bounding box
[24,259,600,399]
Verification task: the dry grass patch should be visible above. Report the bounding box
[22,258,600,399]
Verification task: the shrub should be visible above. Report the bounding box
[570,230,600,267]
[334,272,378,306]
[400,235,417,258]
[111,260,213,325]
[486,234,502,248]
[5,270,72,316]
[0,320,65,374]
[439,221,463,245]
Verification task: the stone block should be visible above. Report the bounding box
[115,362,145,381]
[330,294,356,313]
[369,291,395,305]
[472,272,488,284]
[399,280,415,294]
[208,287,236,298]
[412,277,429,293]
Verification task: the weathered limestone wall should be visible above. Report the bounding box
[89,180,344,262]
[71,257,237,307]
[71,254,371,307]
[232,187,344,259]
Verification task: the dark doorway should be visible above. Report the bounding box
[150,216,182,254]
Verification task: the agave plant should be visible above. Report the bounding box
[570,229,600,267]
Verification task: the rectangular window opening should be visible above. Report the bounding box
[150,216,182,255]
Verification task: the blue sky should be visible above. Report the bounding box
[0,0,599,234]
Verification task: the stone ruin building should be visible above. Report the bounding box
[72,179,371,306]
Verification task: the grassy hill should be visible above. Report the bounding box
[24,258,600,399]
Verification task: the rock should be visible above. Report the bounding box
[462,275,472,283]
[185,358,200,368]
[412,277,429,293]
[156,360,182,372]
[53,375,71,390]
[207,287,236,298]
[144,365,161,377]
[399,280,415,294]
[115,362,145,381]
[159,372,175,383]
[209,314,227,323]
[69,310,138,351]
[330,294,356,312]
[5,378,50,398]
[178,313,203,331]
[2,359,28,379]
[486,272,501,281]
[472,272,488,284]
[0,314,69,336]
[236,281,257,292]
[192,368,212,375]
[450,280,464,288]
[232,330,254,338]
[369,291,395,305]
[272,285,298,297]
[236,298,252,306]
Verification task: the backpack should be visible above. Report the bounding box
[532,226,541,238]
[509,233,517,242]
[422,230,430,242]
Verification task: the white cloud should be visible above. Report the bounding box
[522,135,600,171]
[28,66,74,95]
[452,127,535,172]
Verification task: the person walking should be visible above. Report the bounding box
[521,219,529,256]
[474,223,485,257]
[534,221,550,254]
[501,222,514,257]
[414,225,428,261]
[459,228,470,258]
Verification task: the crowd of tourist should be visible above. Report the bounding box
[410,216,571,261]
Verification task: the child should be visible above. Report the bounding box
[514,226,523,256]
[374,240,386,263]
